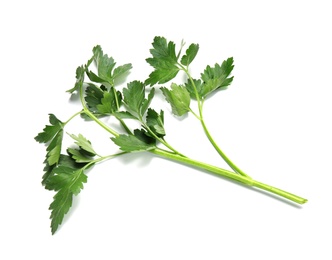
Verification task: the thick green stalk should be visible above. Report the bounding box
[151,148,307,204]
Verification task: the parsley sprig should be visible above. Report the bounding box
[35,36,307,234]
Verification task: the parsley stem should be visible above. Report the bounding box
[111,87,132,135]
[179,64,204,117]
[152,148,307,204]
[112,86,121,111]
[200,116,251,178]
[139,120,185,157]
[82,152,128,172]
[64,110,84,125]
[180,66,250,178]
[153,148,253,184]
[189,108,200,120]
[84,108,119,137]
[115,115,133,135]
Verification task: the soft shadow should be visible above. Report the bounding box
[172,111,189,122]
[69,91,81,102]
[117,151,154,168]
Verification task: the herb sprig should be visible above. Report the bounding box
[35,36,307,234]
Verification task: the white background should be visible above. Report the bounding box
[1,0,331,259]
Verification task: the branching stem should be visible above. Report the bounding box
[64,110,84,125]
[179,65,250,178]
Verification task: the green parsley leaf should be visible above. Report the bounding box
[87,45,132,86]
[35,114,64,166]
[35,114,63,143]
[161,83,191,116]
[49,189,72,235]
[67,133,97,156]
[58,154,85,169]
[67,148,95,163]
[47,166,87,193]
[123,80,145,115]
[145,66,179,86]
[111,132,156,152]
[90,45,116,84]
[86,70,104,84]
[96,87,122,115]
[180,43,199,66]
[66,65,85,93]
[145,108,166,137]
[184,79,204,100]
[147,36,178,65]
[41,159,55,188]
[48,166,88,234]
[200,58,234,98]
[43,155,88,190]
[145,36,180,86]
[141,87,155,116]
[84,84,106,115]
[112,63,133,81]
[46,130,64,165]
[132,129,156,145]
[123,81,154,118]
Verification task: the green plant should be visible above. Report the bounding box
[35,36,307,234]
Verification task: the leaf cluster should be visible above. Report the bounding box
[111,80,166,152]
[145,36,234,116]
[35,115,99,234]
[35,44,175,233]
[67,48,169,153]
[145,36,199,86]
